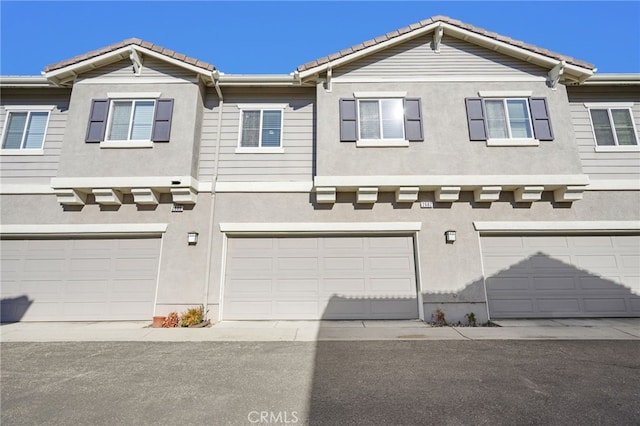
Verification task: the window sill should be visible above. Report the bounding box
[486,139,539,147]
[100,140,153,149]
[356,139,410,148]
[595,145,640,152]
[0,148,45,156]
[235,147,284,154]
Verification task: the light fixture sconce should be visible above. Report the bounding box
[187,232,199,246]
[445,230,456,244]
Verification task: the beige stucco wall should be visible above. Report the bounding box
[56,81,203,178]
[315,81,584,177]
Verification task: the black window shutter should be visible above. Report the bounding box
[339,98,358,142]
[85,99,109,143]
[465,98,487,141]
[151,98,174,142]
[529,97,554,141]
[404,98,424,142]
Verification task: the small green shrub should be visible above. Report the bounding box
[465,312,477,327]
[180,305,204,327]
[162,312,180,328]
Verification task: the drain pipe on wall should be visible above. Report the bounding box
[203,71,224,320]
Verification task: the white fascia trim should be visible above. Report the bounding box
[220,222,422,234]
[3,105,56,111]
[0,184,54,194]
[100,140,153,149]
[314,175,590,190]
[474,221,640,233]
[353,91,407,98]
[298,21,441,78]
[0,223,169,236]
[107,92,161,99]
[76,77,197,85]
[50,176,203,191]
[586,179,640,190]
[478,91,533,97]
[333,76,546,83]
[44,45,214,82]
[234,147,285,154]
[237,103,288,110]
[214,181,314,193]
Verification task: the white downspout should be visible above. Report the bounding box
[203,71,224,320]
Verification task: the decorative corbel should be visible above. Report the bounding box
[548,61,565,90]
[129,47,143,75]
[433,23,444,53]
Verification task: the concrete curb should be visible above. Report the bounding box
[1,319,639,342]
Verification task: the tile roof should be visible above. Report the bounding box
[44,38,216,72]
[296,15,595,72]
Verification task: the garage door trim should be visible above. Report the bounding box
[474,220,640,234]
[0,223,168,238]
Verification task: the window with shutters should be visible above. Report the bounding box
[85,95,173,148]
[1,106,52,154]
[236,104,286,153]
[587,106,638,151]
[339,95,423,147]
[465,96,553,146]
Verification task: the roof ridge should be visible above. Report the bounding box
[296,15,594,73]
[43,38,216,73]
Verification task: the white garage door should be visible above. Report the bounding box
[223,236,418,320]
[481,235,640,318]
[0,237,161,322]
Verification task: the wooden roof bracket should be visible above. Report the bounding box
[129,47,143,75]
[548,60,565,90]
[433,23,444,53]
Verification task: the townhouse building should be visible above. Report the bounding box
[1,16,638,323]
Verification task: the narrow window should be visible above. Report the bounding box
[2,111,49,149]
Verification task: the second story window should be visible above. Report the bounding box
[589,108,638,147]
[358,99,405,140]
[239,109,283,148]
[2,110,50,150]
[485,99,532,139]
[107,100,155,141]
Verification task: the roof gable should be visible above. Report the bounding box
[42,38,217,87]
[296,16,595,84]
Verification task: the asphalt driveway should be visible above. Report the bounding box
[2,340,639,425]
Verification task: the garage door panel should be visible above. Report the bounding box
[537,298,581,313]
[0,237,160,321]
[583,298,628,313]
[275,279,318,293]
[483,235,640,318]
[224,236,418,320]
[227,279,272,294]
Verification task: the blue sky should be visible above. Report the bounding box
[1,1,639,75]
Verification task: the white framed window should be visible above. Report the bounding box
[357,99,405,141]
[1,107,52,154]
[106,100,156,142]
[588,107,638,149]
[236,104,285,153]
[485,98,533,139]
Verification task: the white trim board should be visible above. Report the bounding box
[473,221,640,233]
[214,181,314,193]
[0,223,169,236]
[220,222,422,234]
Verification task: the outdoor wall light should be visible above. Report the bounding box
[445,230,456,244]
[187,232,199,245]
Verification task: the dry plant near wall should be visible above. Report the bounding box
[162,312,180,328]
[179,305,205,327]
